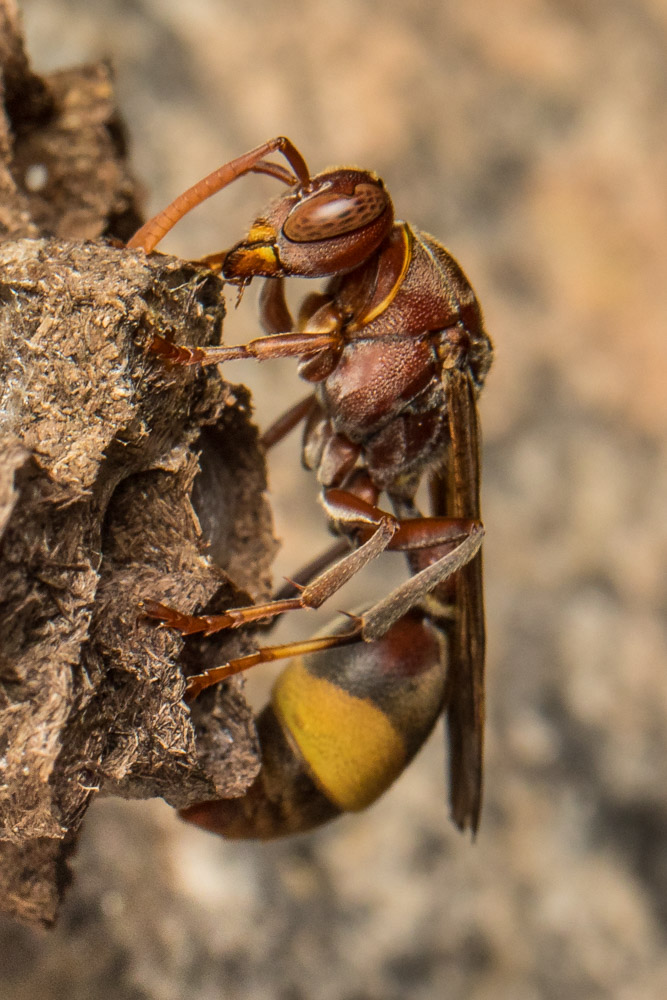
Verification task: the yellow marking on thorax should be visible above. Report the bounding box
[357,222,413,327]
[247,223,277,243]
[236,245,279,273]
[272,658,406,812]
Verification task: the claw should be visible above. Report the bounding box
[184,674,208,701]
[184,660,240,701]
[149,334,207,366]
[139,599,234,636]
[139,599,180,624]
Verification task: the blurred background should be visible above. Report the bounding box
[4,0,666,997]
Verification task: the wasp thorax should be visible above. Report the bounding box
[284,180,389,243]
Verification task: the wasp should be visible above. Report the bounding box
[128,137,493,838]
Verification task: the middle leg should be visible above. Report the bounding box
[142,489,480,636]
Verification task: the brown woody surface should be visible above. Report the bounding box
[0,0,275,926]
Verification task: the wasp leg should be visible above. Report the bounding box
[254,279,319,447]
[184,626,363,700]
[142,491,480,637]
[272,537,352,601]
[258,276,293,334]
[359,523,484,641]
[146,270,346,371]
[147,329,342,368]
[181,538,356,697]
[142,506,397,635]
[260,393,316,450]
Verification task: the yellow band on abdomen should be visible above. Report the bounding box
[272,658,406,812]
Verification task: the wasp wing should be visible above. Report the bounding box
[432,367,485,834]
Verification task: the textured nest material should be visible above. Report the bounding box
[0,0,275,925]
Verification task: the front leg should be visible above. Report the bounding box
[147,329,342,368]
[147,279,344,370]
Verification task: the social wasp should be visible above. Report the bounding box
[128,137,493,837]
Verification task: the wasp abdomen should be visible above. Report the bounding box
[180,611,447,839]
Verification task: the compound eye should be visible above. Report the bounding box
[283,183,388,243]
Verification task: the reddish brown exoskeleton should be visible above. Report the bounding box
[128,137,492,838]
